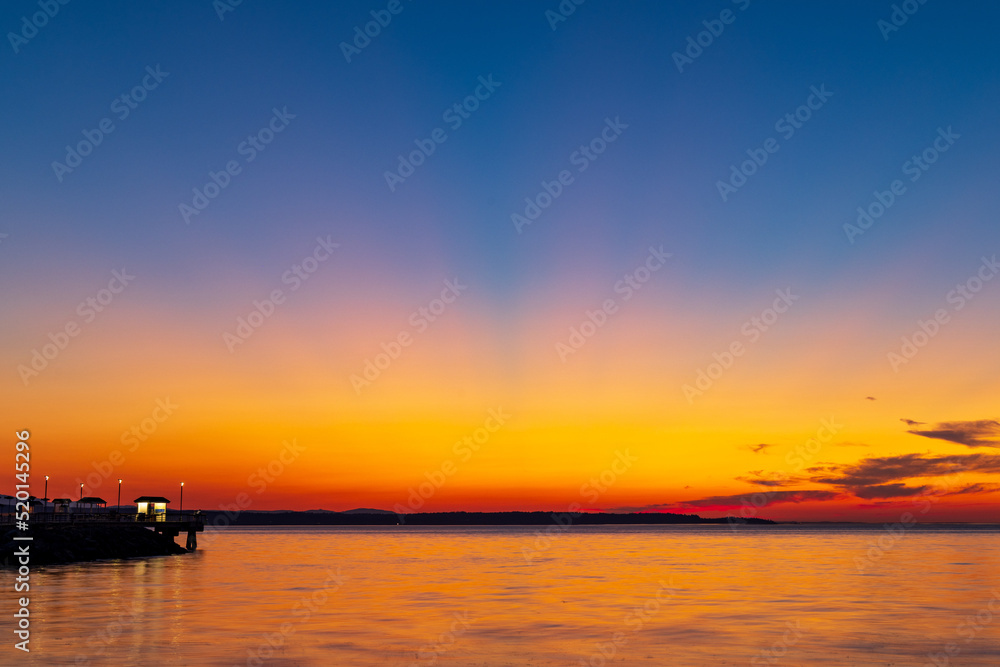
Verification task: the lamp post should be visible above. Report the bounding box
[180,482,184,516]
[117,479,122,517]
[79,482,83,501]
[44,476,49,515]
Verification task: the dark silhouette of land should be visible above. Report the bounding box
[200,510,776,526]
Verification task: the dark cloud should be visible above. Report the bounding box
[854,482,1000,507]
[612,453,1000,515]
[866,396,876,401]
[806,452,1000,487]
[907,419,1000,448]
[746,443,773,454]
[806,452,1000,500]
[734,471,799,487]
[941,483,1000,496]
[683,490,840,509]
[901,418,925,426]
[619,490,841,513]
[851,483,930,499]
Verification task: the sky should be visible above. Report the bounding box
[2,0,999,521]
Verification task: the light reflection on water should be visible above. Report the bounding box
[7,524,1000,665]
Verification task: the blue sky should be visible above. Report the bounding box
[3,1,1000,516]
[3,0,998,308]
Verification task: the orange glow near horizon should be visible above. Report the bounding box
[5,282,999,522]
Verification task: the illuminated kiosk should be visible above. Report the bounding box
[135,496,170,522]
[132,495,203,550]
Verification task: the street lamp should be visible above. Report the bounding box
[117,479,122,516]
[180,482,184,515]
[80,482,83,501]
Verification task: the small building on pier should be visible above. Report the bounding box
[53,498,73,514]
[135,496,170,521]
[79,497,108,512]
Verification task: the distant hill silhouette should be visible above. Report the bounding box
[200,510,775,526]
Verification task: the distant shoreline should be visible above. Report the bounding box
[199,510,777,526]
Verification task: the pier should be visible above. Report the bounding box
[0,510,205,550]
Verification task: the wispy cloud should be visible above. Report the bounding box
[907,419,1000,448]
[806,453,1000,486]
[851,483,930,499]
[745,443,773,454]
[806,452,1000,499]
[615,490,840,513]
[941,482,1000,496]
[613,452,1000,514]
[681,490,840,510]
[734,470,800,487]
[854,483,1000,508]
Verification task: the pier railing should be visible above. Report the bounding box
[0,510,202,526]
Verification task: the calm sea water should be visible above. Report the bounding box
[5,524,1000,666]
